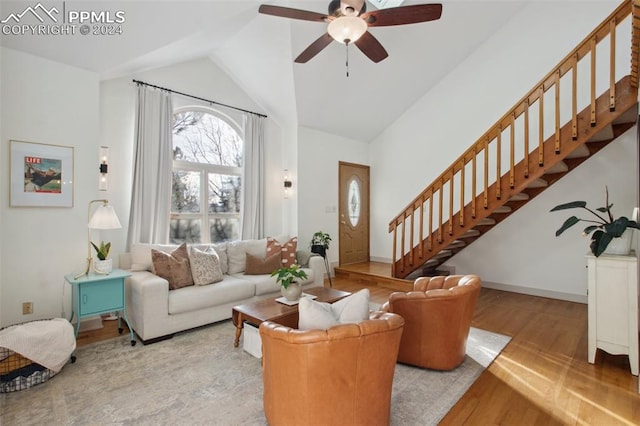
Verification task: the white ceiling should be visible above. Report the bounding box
[0,0,530,141]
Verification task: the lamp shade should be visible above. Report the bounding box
[327,16,367,44]
[88,204,122,229]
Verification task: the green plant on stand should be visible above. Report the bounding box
[310,231,333,287]
[550,187,639,257]
[310,231,331,258]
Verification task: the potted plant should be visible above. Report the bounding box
[310,231,331,258]
[91,241,113,274]
[550,187,639,257]
[271,264,308,301]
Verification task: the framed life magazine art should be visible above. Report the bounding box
[10,140,74,207]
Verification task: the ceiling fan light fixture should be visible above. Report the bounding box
[327,16,367,44]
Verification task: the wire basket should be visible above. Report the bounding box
[0,321,62,393]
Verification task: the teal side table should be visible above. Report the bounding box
[64,268,136,347]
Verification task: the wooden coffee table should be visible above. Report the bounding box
[232,286,351,347]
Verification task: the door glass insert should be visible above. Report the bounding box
[348,178,361,227]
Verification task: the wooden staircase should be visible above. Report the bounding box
[389,0,640,279]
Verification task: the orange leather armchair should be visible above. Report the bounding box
[259,311,404,426]
[382,274,481,371]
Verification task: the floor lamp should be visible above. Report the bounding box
[75,199,122,279]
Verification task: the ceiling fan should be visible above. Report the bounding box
[258,0,442,63]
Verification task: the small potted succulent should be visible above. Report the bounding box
[310,231,331,258]
[550,187,639,257]
[271,264,308,301]
[91,241,113,274]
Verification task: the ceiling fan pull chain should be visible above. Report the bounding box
[346,43,350,77]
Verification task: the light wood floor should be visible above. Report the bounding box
[78,274,640,425]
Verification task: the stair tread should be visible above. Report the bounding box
[565,144,590,159]
[493,206,512,214]
[433,250,453,259]
[476,218,496,226]
[446,240,466,249]
[527,178,548,189]
[587,125,614,143]
[460,229,481,238]
[612,107,637,125]
[509,193,530,202]
[545,162,569,174]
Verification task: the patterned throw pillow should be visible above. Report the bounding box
[244,252,282,275]
[151,243,193,290]
[189,247,224,286]
[266,237,298,268]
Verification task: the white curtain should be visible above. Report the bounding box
[241,113,265,240]
[126,85,173,249]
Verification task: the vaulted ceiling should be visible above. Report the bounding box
[0,1,530,141]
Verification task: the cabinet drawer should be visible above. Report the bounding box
[79,280,123,315]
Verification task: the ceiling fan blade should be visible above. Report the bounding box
[259,5,328,23]
[354,31,388,63]
[362,4,442,27]
[295,33,334,63]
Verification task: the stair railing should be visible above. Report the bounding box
[389,0,637,278]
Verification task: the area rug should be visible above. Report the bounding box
[0,321,510,425]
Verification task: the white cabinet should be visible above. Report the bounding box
[586,252,638,375]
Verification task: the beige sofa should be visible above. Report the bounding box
[119,238,324,344]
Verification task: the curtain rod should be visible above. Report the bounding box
[132,79,267,119]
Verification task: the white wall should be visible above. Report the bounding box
[297,126,369,268]
[368,1,636,301]
[0,53,288,327]
[1,47,100,326]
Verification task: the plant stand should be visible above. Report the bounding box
[311,245,332,287]
[322,255,333,287]
[586,252,638,376]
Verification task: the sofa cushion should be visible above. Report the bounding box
[131,243,177,272]
[235,267,315,296]
[298,289,370,330]
[211,243,228,274]
[227,239,267,274]
[168,275,256,315]
[189,247,224,286]
[266,237,298,268]
[245,252,281,275]
[151,243,194,290]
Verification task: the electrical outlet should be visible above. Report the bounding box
[22,302,33,315]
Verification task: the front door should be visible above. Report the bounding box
[338,162,370,265]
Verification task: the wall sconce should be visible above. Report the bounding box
[99,146,109,191]
[284,169,292,199]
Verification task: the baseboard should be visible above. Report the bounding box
[482,281,587,304]
[370,256,391,263]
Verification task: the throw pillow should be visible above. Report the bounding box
[226,239,269,274]
[266,236,298,267]
[151,243,194,290]
[210,243,228,274]
[189,247,224,286]
[244,252,282,275]
[296,250,312,268]
[298,289,370,331]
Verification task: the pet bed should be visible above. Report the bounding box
[0,318,76,392]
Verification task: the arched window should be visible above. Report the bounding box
[170,107,242,243]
